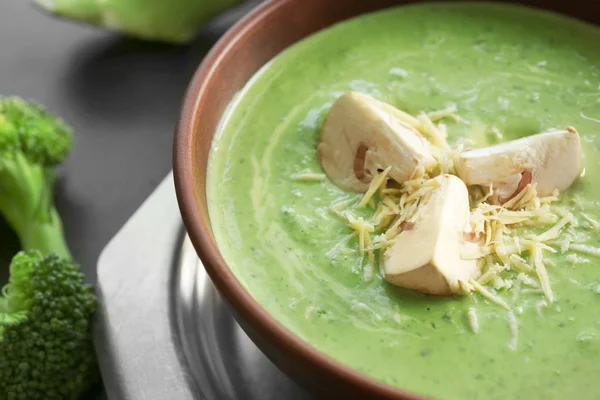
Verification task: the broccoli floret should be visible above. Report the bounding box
[0,98,98,398]
[0,251,98,400]
[0,97,73,260]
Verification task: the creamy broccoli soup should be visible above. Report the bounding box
[207,3,600,399]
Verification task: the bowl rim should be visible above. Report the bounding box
[173,0,424,398]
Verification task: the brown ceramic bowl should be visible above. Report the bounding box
[174,0,598,398]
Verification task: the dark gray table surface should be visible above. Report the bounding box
[0,1,211,282]
[0,0,261,398]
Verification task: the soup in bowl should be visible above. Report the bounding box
[174,1,600,398]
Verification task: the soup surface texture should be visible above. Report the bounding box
[207,3,600,399]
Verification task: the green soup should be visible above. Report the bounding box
[207,3,600,399]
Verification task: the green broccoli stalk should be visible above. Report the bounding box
[0,98,73,260]
[34,0,241,44]
[0,98,98,399]
[0,251,98,400]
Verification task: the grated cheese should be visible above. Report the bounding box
[569,243,600,257]
[426,105,459,122]
[535,299,548,316]
[347,215,374,255]
[469,279,510,310]
[381,188,403,196]
[510,255,533,273]
[330,197,357,219]
[477,263,506,285]
[492,275,510,290]
[532,243,554,303]
[534,213,574,242]
[291,172,326,181]
[566,254,590,265]
[580,213,600,231]
[324,103,595,316]
[358,166,392,208]
[502,184,533,210]
[467,307,480,333]
[490,126,504,142]
[418,113,450,149]
[326,232,357,257]
[543,257,556,267]
[539,189,560,204]
[382,196,400,214]
[517,272,540,288]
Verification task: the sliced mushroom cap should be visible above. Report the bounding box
[383,174,479,295]
[454,128,582,203]
[317,92,436,192]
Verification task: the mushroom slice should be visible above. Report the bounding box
[454,128,582,203]
[317,92,436,192]
[383,174,479,295]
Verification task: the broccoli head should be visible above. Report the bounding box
[0,251,98,400]
[0,98,73,260]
